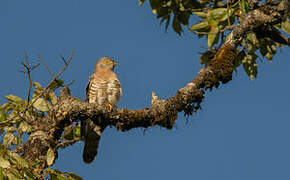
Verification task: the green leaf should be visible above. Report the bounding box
[242,52,258,80]
[5,95,23,104]
[74,125,81,138]
[63,127,74,141]
[32,82,43,90]
[49,92,58,105]
[0,103,9,110]
[259,39,267,56]
[24,169,41,180]
[265,44,276,61]
[247,32,259,50]
[265,51,273,61]
[178,2,185,11]
[149,0,162,10]
[19,121,32,133]
[163,15,171,30]
[8,151,29,169]
[45,167,82,180]
[0,167,6,180]
[33,98,50,112]
[270,44,277,54]
[138,0,146,6]
[193,11,207,18]
[165,1,172,7]
[281,19,290,34]
[25,110,36,122]
[209,8,227,19]
[190,21,210,32]
[3,126,17,132]
[207,17,219,26]
[6,168,23,180]
[207,8,235,27]
[23,175,35,180]
[156,7,170,19]
[248,33,259,46]
[0,168,3,178]
[219,9,234,22]
[208,33,219,48]
[48,169,68,180]
[233,50,246,68]
[178,12,190,25]
[241,0,250,13]
[0,144,3,154]
[57,174,68,180]
[0,157,10,168]
[207,8,227,22]
[259,38,278,62]
[50,173,58,180]
[3,132,17,147]
[172,15,182,35]
[49,79,64,91]
[32,82,44,98]
[6,173,21,180]
[46,147,55,166]
[65,172,83,180]
[0,109,6,121]
[207,27,219,48]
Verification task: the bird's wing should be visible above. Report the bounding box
[85,75,94,102]
[107,75,122,107]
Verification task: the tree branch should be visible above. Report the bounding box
[8,51,74,126]
[21,0,288,170]
[21,53,40,104]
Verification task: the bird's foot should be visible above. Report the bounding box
[105,104,113,111]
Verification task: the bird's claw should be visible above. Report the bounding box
[106,104,113,111]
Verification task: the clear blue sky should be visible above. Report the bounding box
[1,1,290,180]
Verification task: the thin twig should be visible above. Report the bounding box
[27,50,74,109]
[38,55,54,77]
[11,53,40,124]
[25,53,32,104]
[59,54,68,65]
[21,52,40,104]
[226,0,231,26]
[38,55,69,88]
[8,50,74,123]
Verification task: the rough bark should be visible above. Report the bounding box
[21,0,288,170]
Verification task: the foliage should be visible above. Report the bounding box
[0,80,82,179]
[139,0,289,80]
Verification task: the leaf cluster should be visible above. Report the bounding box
[139,0,201,35]
[140,0,289,80]
[0,80,82,179]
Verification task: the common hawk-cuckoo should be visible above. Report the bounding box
[81,57,122,163]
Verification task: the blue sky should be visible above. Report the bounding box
[1,1,290,180]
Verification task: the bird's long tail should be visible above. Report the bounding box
[81,118,104,163]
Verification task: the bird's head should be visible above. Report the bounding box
[95,57,119,71]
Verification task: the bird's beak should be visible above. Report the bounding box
[113,62,119,66]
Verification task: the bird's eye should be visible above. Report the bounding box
[104,59,110,64]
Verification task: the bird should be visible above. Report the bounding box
[81,57,122,163]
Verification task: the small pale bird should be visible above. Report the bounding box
[81,57,122,163]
